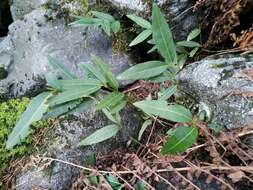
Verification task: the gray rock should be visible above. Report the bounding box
[9,0,93,21]
[106,0,148,13]
[177,55,253,129]
[10,0,48,20]
[0,8,135,98]
[15,105,142,190]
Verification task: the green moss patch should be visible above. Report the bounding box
[0,98,50,178]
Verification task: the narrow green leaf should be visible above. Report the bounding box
[161,126,198,155]
[48,56,76,79]
[89,176,100,186]
[127,14,151,29]
[80,62,107,85]
[159,86,177,100]
[43,100,80,119]
[189,47,199,57]
[107,174,124,189]
[138,119,152,141]
[70,17,101,27]
[111,21,121,33]
[79,124,120,146]
[147,45,158,53]
[187,28,201,41]
[101,19,111,36]
[6,92,52,149]
[92,55,119,90]
[68,99,94,114]
[117,61,167,80]
[48,86,100,106]
[45,72,62,90]
[133,100,193,123]
[178,54,188,69]
[177,41,201,48]
[90,11,115,21]
[102,108,117,123]
[152,4,176,63]
[129,29,152,47]
[59,79,102,90]
[148,70,174,83]
[110,100,127,114]
[96,92,124,110]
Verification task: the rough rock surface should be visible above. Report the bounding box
[10,0,48,20]
[177,55,253,129]
[106,0,199,40]
[15,105,142,190]
[0,7,135,98]
[9,0,95,21]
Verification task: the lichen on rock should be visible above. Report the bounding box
[177,55,253,129]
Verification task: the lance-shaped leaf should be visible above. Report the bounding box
[159,86,177,100]
[127,14,151,29]
[138,119,152,141]
[152,4,176,64]
[79,124,120,146]
[90,11,115,21]
[68,99,94,115]
[177,41,201,48]
[96,92,124,110]
[101,19,112,36]
[111,21,121,33]
[129,29,152,47]
[45,72,62,90]
[110,100,127,114]
[48,86,100,106]
[70,16,101,27]
[6,92,52,149]
[161,126,198,155]
[48,56,77,79]
[117,61,167,80]
[92,55,119,90]
[134,100,193,123]
[189,47,199,57]
[187,28,201,41]
[107,174,125,189]
[102,108,117,123]
[59,79,102,90]
[178,54,188,69]
[43,100,81,119]
[80,62,107,85]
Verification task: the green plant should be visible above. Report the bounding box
[117,4,201,155]
[6,55,126,149]
[70,10,120,36]
[7,3,202,155]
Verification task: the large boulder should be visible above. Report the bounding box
[0,7,135,98]
[15,105,142,190]
[177,55,253,129]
